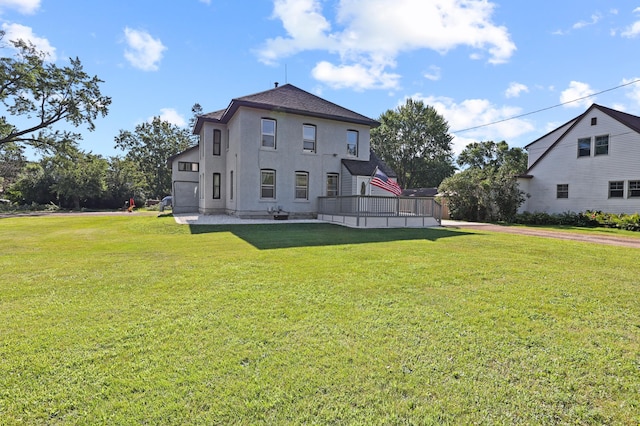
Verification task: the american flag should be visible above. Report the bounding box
[370,167,402,196]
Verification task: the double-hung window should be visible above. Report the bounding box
[178,162,199,172]
[261,169,276,199]
[261,119,276,148]
[213,129,221,156]
[628,180,640,198]
[556,184,568,199]
[595,135,609,155]
[213,173,221,199]
[347,130,358,156]
[609,181,624,198]
[577,138,591,157]
[326,173,339,197]
[303,124,316,152]
[295,172,309,200]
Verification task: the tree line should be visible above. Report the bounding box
[1,31,529,220]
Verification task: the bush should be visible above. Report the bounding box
[513,210,640,231]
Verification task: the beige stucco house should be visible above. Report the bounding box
[170,84,400,218]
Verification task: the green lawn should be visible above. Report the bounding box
[1,214,638,424]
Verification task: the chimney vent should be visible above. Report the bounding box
[274,82,279,88]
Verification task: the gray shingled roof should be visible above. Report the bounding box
[342,150,397,177]
[194,84,379,133]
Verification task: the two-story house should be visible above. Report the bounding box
[518,104,640,214]
[170,84,398,217]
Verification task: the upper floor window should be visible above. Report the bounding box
[261,169,276,199]
[591,117,597,125]
[303,124,316,152]
[577,138,591,157]
[261,119,276,149]
[178,161,199,172]
[347,130,358,156]
[628,180,640,198]
[295,172,309,200]
[556,184,568,199]
[213,129,221,156]
[326,173,339,197]
[213,173,221,199]
[595,135,609,155]
[609,181,624,198]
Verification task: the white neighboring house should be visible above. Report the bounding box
[169,84,400,218]
[518,104,640,214]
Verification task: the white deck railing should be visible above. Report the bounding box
[317,195,441,222]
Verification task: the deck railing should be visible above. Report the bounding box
[317,195,441,222]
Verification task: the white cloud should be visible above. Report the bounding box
[505,82,528,98]
[312,61,400,90]
[199,0,211,4]
[622,77,640,106]
[1,22,56,60]
[151,108,187,127]
[123,28,166,71]
[407,94,534,155]
[572,13,602,30]
[560,81,595,108]
[423,65,441,81]
[0,0,40,14]
[258,0,516,90]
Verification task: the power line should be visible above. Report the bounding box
[452,78,640,134]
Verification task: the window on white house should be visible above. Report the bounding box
[213,129,221,156]
[628,180,640,198]
[591,117,597,125]
[295,172,309,200]
[230,171,234,200]
[556,184,568,199]
[261,169,275,199]
[609,181,624,198]
[303,124,316,152]
[261,119,276,148]
[347,130,358,156]
[595,135,609,155]
[578,138,591,157]
[213,173,221,199]
[326,173,339,197]
[178,162,199,172]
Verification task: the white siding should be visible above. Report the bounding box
[520,109,640,214]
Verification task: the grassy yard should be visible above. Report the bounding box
[0,214,638,424]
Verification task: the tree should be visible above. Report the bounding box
[0,142,26,194]
[104,156,146,208]
[440,141,528,222]
[45,147,108,209]
[0,31,111,152]
[114,117,193,199]
[371,99,455,189]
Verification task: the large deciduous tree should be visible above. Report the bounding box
[440,140,528,222]
[0,32,111,152]
[371,99,455,189]
[114,117,193,199]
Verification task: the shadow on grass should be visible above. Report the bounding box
[188,222,473,249]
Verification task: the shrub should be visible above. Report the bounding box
[514,210,640,231]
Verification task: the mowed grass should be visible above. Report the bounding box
[0,214,638,424]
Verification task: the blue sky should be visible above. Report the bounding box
[2,0,640,159]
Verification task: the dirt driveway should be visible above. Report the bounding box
[442,220,640,248]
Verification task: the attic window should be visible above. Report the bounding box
[591,117,597,125]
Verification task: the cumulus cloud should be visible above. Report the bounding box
[258,0,516,90]
[407,94,534,155]
[505,82,528,98]
[0,0,40,14]
[151,108,187,127]
[560,81,595,108]
[312,60,400,90]
[123,28,166,71]
[1,22,56,60]
[621,9,640,38]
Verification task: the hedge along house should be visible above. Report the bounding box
[518,104,640,215]
[170,83,409,219]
